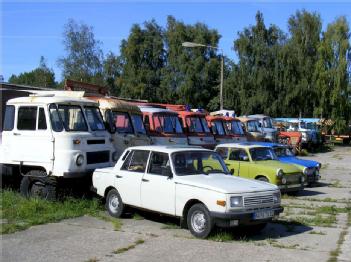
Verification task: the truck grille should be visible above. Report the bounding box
[244,194,274,208]
[86,151,110,164]
[87,139,105,145]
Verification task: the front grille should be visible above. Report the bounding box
[86,151,110,164]
[244,194,274,208]
[87,139,105,145]
[285,173,301,183]
[306,167,315,176]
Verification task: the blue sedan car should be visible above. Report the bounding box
[251,142,321,185]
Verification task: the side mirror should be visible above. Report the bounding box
[242,156,249,161]
[105,122,116,134]
[162,166,173,178]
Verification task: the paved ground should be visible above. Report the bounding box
[2,146,351,262]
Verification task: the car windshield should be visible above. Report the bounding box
[111,111,133,133]
[263,118,273,128]
[172,151,229,176]
[131,114,147,134]
[50,104,88,132]
[249,147,277,161]
[274,147,294,157]
[212,120,226,135]
[153,114,183,134]
[186,116,210,133]
[227,120,244,135]
[247,120,260,132]
[84,106,106,131]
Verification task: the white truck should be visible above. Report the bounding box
[93,145,283,238]
[0,94,117,199]
[248,114,277,142]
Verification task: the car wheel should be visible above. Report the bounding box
[187,203,214,238]
[106,189,124,218]
[256,176,269,183]
[20,172,57,201]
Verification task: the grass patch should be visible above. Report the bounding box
[309,230,326,235]
[161,223,181,229]
[132,213,144,220]
[328,229,348,262]
[0,189,105,234]
[328,180,345,188]
[113,239,145,254]
[207,231,234,242]
[94,212,122,231]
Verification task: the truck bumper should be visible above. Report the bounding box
[210,207,284,228]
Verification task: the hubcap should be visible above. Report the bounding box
[191,211,207,233]
[30,182,48,198]
[109,195,120,213]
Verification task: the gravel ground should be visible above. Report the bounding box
[1,146,351,262]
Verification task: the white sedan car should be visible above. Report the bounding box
[93,145,283,238]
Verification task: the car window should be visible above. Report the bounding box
[148,152,170,176]
[38,108,47,130]
[121,150,149,173]
[229,149,249,161]
[215,147,228,159]
[17,106,37,130]
[3,105,15,131]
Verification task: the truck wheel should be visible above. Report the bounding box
[20,172,57,201]
[106,189,124,218]
[187,203,214,239]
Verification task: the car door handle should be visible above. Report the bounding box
[13,133,21,136]
[115,175,123,178]
[142,178,149,182]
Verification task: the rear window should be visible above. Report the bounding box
[17,107,37,130]
[3,105,15,131]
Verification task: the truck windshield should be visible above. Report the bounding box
[263,118,273,128]
[84,107,106,131]
[131,114,147,134]
[50,104,88,132]
[228,120,244,135]
[153,114,183,134]
[212,120,226,135]
[247,120,260,132]
[111,111,133,133]
[172,151,229,176]
[186,116,210,133]
[249,147,277,161]
[274,147,294,157]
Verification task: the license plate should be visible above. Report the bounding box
[253,209,274,220]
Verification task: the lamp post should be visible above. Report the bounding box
[182,41,224,110]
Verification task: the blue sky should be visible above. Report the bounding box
[1,1,351,82]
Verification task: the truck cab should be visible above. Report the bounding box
[237,117,265,142]
[138,106,188,145]
[205,115,234,145]
[248,114,277,142]
[88,96,151,158]
[1,94,116,199]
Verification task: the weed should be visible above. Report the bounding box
[95,212,122,231]
[161,223,181,229]
[113,239,145,254]
[207,232,234,242]
[132,213,144,220]
[309,231,326,235]
[328,229,348,262]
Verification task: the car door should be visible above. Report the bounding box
[227,148,241,176]
[116,150,150,207]
[140,151,176,215]
[228,148,250,177]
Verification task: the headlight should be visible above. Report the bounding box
[76,154,84,166]
[276,169,284,178]
[317,163,322,170]
[230,196,243,207]
[303,167,308,175]
[273,192,281,204]
[281,177,287,184]
[112,151,119,162]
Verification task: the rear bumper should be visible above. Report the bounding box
[210,207,284,227]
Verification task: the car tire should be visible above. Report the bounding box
[20,172,57,201]
[106,189,124,218]
[187,203,214,239]
[256,176,269,183]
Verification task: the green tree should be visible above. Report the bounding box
[314,16,351,132]
[103,51,123,96]
[58,19,104,84]
[8,56,56,88]
[118,20,165,101]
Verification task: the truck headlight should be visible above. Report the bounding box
[276,169,284,178]
[112,151,118,162]
[273,192,281,204]
[230,196,243,207]
[76,154,84,166]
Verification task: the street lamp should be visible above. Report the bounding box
[182,41,224,110]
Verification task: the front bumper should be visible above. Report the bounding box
[278,183,304,192]
[210,207,284,228]
[307,173,321,184]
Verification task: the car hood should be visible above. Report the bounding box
[278,156,319,168]
[252,160,301,173]
[175,173,278,194]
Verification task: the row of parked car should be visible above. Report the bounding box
[0,84,322,238]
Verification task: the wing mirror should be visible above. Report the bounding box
[105,122,116,134]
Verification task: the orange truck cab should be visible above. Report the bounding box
[205,115,234,144]
[161,104,216,149]
[137,105,188,145]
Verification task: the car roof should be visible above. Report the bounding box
[138,106,178,115]
[125,145,213,153]
[215,142,271,149]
